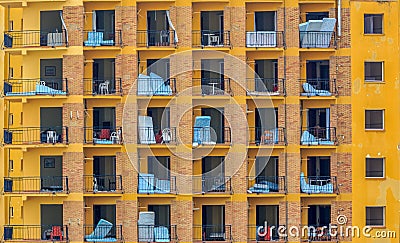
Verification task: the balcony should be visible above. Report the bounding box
[300,174,338,194]
[247,176,286,194]
[83,127,122,145]
[248,127,286,146]
[3,225,68,241]
[299,31,336,49]
[300,79,337,97]
[193,127,231,146]
[3,30,68,49]
[192,31,231,48]
[3,79,68,97]
[138,127,176,145]
[193,78,232,96]
[300,127,336,146]
[247,225,287,242]
[138,174,177,194]
[3,176,69,194]
[193,225,232,242]
[246,31,285,48]
[300,225,338,242]
[136,30,177,48]
[138,225,178,242]
[3,127,69,145]
[246,78,285,96]
[83,78,123,96]
[137,77,176,96]
[84,224,123,242]
[83,175,123,193]
[83,30,122,47]
[193,176,232,194]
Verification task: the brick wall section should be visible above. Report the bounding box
[116,54,136,95]
[285,7,300,48]
[63,103,84,143]
[224,7,231,43]
[170,102,192,145]
[122,102,137,144]
[285,104,300,144]
[171,6,192,47]
[63,55,84,95]
[331,201,352,241]
[171,200,192,242]
[332,104,352,144]
[63,201,84,242]
[63,152,84,192]
[117,152,137,193]
[117,200,137,242]
[115,6,136,47]
[286,201,300,242]
[63,6,84,46]
[228,201,247,242]
[278,152,286,192]
[224,103,247,145]
[278,56,286,94]
[173,153,192,194]
[279,201,287,228]
[224,54,246,96]
[336,56,351,96]
[229,160,247,194]
[287,153,300,193]
[334,152,352,194]
[229,7,245,47]
[170,52,192,93]
[338,8,351,49]
[285,56,300,96]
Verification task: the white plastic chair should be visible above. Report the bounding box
[47,131,57,143]
[99,81,110,94]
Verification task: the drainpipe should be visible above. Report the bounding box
[283,0,289,232]
[337,0,341,37]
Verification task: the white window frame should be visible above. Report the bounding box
[366,206,385,227]
[365,157,385,178]
[364,61,384,82]
[365,109,385,131]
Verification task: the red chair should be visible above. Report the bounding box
[99,129,111,140]
[50,226,63,241]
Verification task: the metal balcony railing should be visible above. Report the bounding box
[138,174,177,194]
[193,225,232,242]
[3,126,69,145]
[192,176,232,194]
[3,225,69,241]
[3,78,68,96]
[300,175,338,194]
[136,77,176,96]
[300,79,337,96]
[84,127,122,144]
[137,225,178,242]
[192,78,232,96]
[83,30,122,47]
[136,30,177,47]
[299,31,336,48]
[193,127,231,145]
[247,176,286,194]
[192,30,231,47]
[248,127,286,145]
[83,175,123,193]
[3,176,69,193]
[299,225,338,242]
[246,78,286,96]
[247,225,287,241]
[300,127,337,145]
[137,127,176,144]
[246,31,285,48]
[83,78,123,96]
[84,225,123,242]
[3,30,68,48]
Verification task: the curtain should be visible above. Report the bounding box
[166,10,178,43]
[59,11,68,43]
[93,10,97,31]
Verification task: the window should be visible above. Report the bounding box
[366,158,384,178]
[364,14,383,34]
[365,110,384,130]
[364,62,383,82]
[366,207,385,226]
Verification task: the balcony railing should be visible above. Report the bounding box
[138,225,178,242]
[83,78,123,96]
[138,127,176,144]
[3,126,69,145]
[138,174,177,194]
[192,30,231,47]
[84,127,122,145]
[3,79,68,96]
[137,77,176,96]
[299,31,336,48]
[300,225,338,242]
[136,30,177,47]
[193,127,231,145]
[247,225,287,241]
[193,78,232,96]
[83,30,122,47]
[3,30,68,48]
[246,31,285,48]
[300,127,336,145]
[83,175,123,193]
[3,176,69,193]
[246,78,285,96]
[3,225,68,241]
[84,224,123,242]
[300,175,337,194]
[300,79,337,96]
[248,127,286,145]
[193,176,232,194]
[247,176,286,194]
[193,225,232,242]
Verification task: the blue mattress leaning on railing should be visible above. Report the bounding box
[300,172,333,194]
[5,82,66,96]
[137,73,172,96]
[84,31,114,46]
[248,180,279,193]
[85,219,117,242]
[300,130,334,146]
[154,226,170,242]
[138,212,155,242]
[301,83,332,97]
[193,116,214,146]
[138,173,155,194]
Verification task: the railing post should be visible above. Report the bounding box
[119,78,123,95]
[65,127,69,144]
[65,176,69,192]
